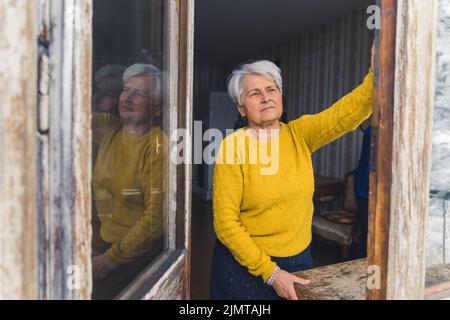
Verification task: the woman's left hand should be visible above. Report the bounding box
[92,253,117,280]
[271,269,310,300]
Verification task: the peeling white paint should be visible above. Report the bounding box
[0,0,38,300]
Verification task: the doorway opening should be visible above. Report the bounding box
[191,0,375,299]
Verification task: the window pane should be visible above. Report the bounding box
[426,0,450,289]
[91,0,169,299]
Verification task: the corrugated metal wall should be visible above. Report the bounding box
[194,6,372,179]
[262,6,372,179]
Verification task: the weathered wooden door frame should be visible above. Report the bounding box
[0,0,39,300]
[368,0,439,300]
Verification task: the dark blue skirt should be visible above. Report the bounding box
[210,240,313,300]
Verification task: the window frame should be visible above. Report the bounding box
[35,0,194,300]
[36,0,93,300]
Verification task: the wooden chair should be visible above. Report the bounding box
[312,172,358,261]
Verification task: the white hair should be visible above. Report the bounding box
[227,60,283,106]
[123,63,163,100]
[94,64,126,85]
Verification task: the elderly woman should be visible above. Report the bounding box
[91,63,165,282]
[211,50,374,300]
[92,64,126,115]
[92,64,126,163]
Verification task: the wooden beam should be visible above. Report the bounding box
[368,0,438,300]
[0,0,38,300]
[367,0,397,300]
[177,0,195,300]
[387,0,437,299]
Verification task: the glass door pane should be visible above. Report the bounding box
[91,0,171,299]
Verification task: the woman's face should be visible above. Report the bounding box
[238,74,283,128]
[119,75,156,126]
[93,76,119,113]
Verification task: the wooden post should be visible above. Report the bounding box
[368,0,438,299]
[367,0,397,300]
[39,0,93,299]
[177,0,195,300]
[0,0,38,299]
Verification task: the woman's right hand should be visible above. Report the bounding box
[271,269,311,300]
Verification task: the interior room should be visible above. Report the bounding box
[191,0,374,299]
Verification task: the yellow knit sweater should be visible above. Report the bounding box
[92,113,165,264]
[213,70,374,281]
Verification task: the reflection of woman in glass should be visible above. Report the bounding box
[92,64,126,115]
[92,65,125,164]
[91,63,165,281]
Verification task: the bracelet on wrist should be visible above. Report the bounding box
[265,266,281,286]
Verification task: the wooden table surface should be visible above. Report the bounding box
[294,259,367,300]
[293,259,450,300]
